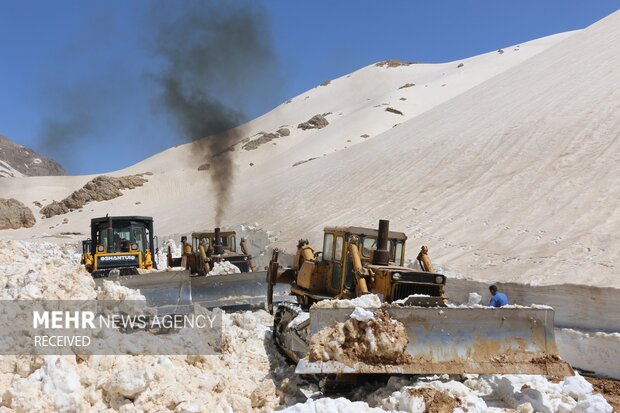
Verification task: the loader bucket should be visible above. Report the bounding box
[94,270,192,315]
[296,306,573,376]
[191,271,293,310]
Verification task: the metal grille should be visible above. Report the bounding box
[393,283,441,300]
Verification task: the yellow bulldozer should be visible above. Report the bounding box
[83,217,284,311]
[266,219,573,377]
[85,216,156,277]
[167,227,257,275]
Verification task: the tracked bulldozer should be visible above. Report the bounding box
[267,219,573,377]
[165,227,287,309]
[85,217,287,311]
[85,216,191,313]
[167,227,257,275]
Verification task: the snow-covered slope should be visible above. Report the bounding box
[2,12,619,288]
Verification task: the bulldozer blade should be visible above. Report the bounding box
[191,270,293,310]
[94,270,192,315]
[296,306,573,376]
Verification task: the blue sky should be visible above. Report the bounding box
[0,1,617,175]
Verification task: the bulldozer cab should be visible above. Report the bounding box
[191,230,238,254]
[319,227,406,297]
[290,223,446,305]
[90,216,156,276]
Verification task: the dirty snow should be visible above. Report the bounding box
[0,240,616,412]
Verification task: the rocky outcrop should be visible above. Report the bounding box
[40,174,150,218]
[385,107,404,116]
[276,128,290,137]
[242,128,291,151]
[0,199,36,229]
[0,135,66,177]
[297,114,329,130]
[375,60,422,68]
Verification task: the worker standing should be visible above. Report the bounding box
[488,284,508,307]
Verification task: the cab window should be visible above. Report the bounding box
[134,229,144,252]
[221,236,230,247]
[395,241,403,266]
[334,236,344,262]
[323,233,334,261]
[361,237,376,257]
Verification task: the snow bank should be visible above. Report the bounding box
[225,223,277,271]
[556,328,620,380]
[0,239,96,300]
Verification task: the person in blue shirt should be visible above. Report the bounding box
[488,285,508,307]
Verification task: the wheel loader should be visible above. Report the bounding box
[266,219,573,377]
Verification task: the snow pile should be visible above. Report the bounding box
[96,279,146,301]
[286,373,612,412]
[0,241,308,411]
[0,241,615,412]
[156,238,181,270]
[392,294,431,305]
[207,260,241,276]
[0,239,96,300]
[308,310,410,366]
[0,310,307,412]
[313,293,382,309]
[226,223,277,271]
[350,307,376,322]
[283,398,385,413]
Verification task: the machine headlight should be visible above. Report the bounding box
[97,245,104,252]
[131,243,138,251]
[392,272,402,280]
[435,275,444,284]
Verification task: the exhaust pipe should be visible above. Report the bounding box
[372,219,390,266]
[214,227,224,255]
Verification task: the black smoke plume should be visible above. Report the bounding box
[39,112,94,173]
[152,0,280,225]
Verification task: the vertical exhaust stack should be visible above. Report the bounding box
[372,219,391,266]
[214,227,224,255]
